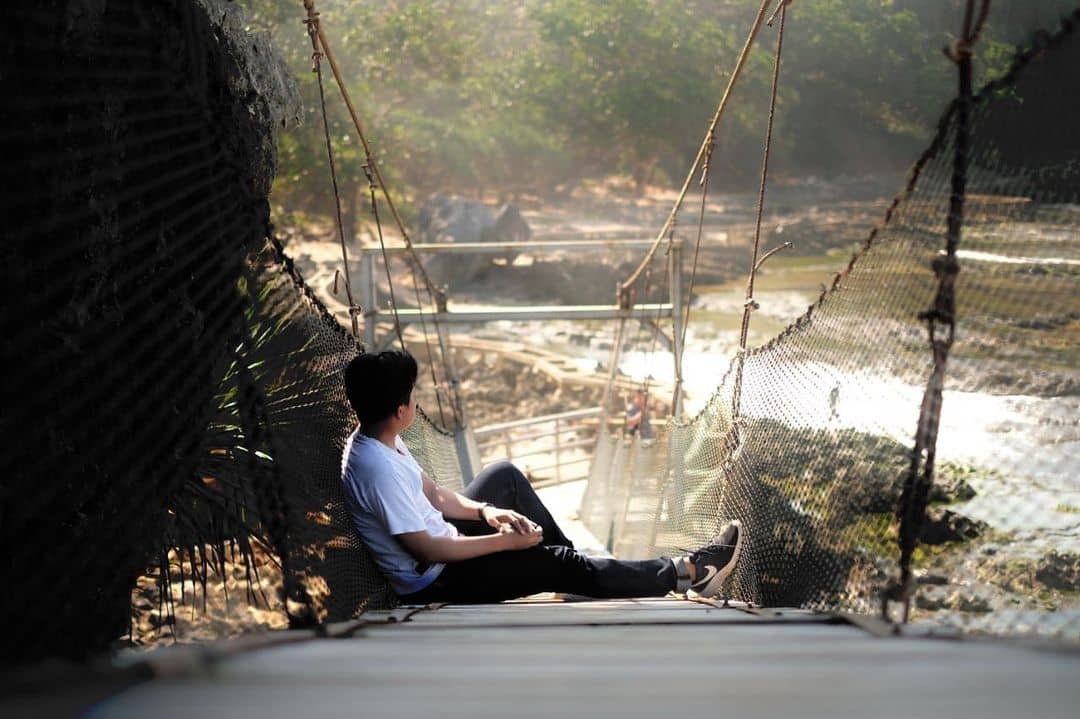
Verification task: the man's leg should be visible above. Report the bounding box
[463,461,574,548]
[401,545,677,604]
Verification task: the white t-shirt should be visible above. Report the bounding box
[340,429,458,594]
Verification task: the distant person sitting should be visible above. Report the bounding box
[625,388,653,439]
[340,350,745,604]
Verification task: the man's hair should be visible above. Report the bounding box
[344,350,418,429]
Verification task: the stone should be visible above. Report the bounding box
[915,570,950,586]
[948,590,993,613]
[915,588,949,610]
[918,509,986,545]
[1035,551,1080,592]
[417,194,532,285]
[928,476,977,504]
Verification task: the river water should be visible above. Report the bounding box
[609,247,1080,553]
[433,188,1079,556]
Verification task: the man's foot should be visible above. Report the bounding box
[687,520,744,597]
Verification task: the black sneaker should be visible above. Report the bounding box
[687,520,744,597]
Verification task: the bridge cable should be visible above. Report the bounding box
[302,0,463,426]
[732,0,793,423]
[302,3,360,341]
[618,0,777,296]
[408,260,451,427]
[885,0,991,625]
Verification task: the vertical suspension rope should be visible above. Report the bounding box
[732,0,789,421]
[599,316,630,435]
[408,260,450,428]
[619,0,776,295]
[302,0,465,427]
[303,3,360,341]
[602,0,775,428]
[362,163,406,349]
[886,0,990,624]
[304,4,438,295]
[631,258,654,374]
[681,137,715,354]
[641,247,675,414]
[671,133,717,414]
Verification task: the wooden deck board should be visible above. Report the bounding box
[11,600,1080,719]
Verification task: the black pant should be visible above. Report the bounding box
[400,462,677,604]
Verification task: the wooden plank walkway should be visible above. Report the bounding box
[15,598,1075,719]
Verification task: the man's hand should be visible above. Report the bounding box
[483,507,541,536]
[499,523,543,551]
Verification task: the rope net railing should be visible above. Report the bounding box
[2,0,1077,668]
[150,236,469,635]
[583,7,1080,637]
[0,0,468,662]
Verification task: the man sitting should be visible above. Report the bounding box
[340,350,744,604]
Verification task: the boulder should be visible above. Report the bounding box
[919,509,987,545]
[948,590,993,613]
[914,587,949,611]
[417,194,531,286]
[1035,551,1080,592]
[915,570,950,586]
[928,475,977,504]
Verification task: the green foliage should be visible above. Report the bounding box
[520,0,727,190]
[235,0,1062,219]
[154,270,293,620]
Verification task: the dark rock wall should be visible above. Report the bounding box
[0,0,292,663]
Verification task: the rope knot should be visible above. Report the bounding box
[303,9,322,71]
[361,162,377,188]
[931,253,960,277]
[699,137,716,186]
[918,308,943,324]
[945,38,973,63]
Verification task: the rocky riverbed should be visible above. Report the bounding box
[130,175,1078,645]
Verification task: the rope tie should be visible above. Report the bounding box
[332,269,363,318]
[945,39,973,63]
[302,7,322,69]
[698,136,715,186]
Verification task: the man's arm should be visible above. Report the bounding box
[396,525,542,564]
[421,472,538,534]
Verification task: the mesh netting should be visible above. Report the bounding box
[0,0,471,665]
[232,241,468,625]
[3,0,1077,668]
[583,10,1080,636]
[0,0,296,662]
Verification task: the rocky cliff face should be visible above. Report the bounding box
[0,0,297,663]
